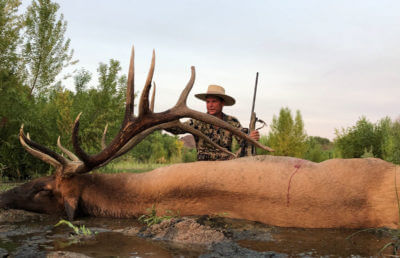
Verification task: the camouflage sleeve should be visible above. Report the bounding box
[230,117,245,144]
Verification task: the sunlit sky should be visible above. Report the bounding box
[23,0,400,140]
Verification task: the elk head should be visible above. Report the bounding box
[0,46,272,219]
[0,176,63,214]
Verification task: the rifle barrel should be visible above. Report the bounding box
[250,72,259,118]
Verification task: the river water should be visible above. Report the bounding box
[0,209,397,257]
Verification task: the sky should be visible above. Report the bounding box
[22,0,400,140]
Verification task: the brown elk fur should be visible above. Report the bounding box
[1,155,398,229]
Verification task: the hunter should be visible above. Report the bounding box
[168,85,260,161]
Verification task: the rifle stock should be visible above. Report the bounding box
[247,111,257,155]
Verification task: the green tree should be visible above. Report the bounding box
[97,59,121,95]
[256,135,269,155]
[334,116,400,164]
[73,68,91,93]
[54,88,73,139]
[22,0,76,96]
[0,0,23,73]
[0,0,46,179]
[334,117,378,158]
[0,71,35,179]
[130,131,183,163]
[266,107,307,157]
[303,136,332,162]
[379,117,400,164]
[71,60,126,153]
[182,147,197,163]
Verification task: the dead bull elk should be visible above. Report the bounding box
[1,47,399,229]
[0,46,269,218]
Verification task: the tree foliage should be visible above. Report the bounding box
[130,131,183,164]
[265,107,308,158]
[73,68,91,93]
[0,0,23,72]
[334,116,400,164]
[334,116,379,158]
[72,59,126,153]
[303,136,332,162]
[22,0,76,96]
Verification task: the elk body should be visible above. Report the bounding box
[1,156,398,229]
[0,47,398,229]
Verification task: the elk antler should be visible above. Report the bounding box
[20,126,85,176]
[100,82,236,161]
[20,46,273,177]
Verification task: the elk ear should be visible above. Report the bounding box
[64,197,78,221]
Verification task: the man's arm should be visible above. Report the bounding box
[234,119,260,157]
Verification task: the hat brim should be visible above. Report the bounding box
[195,93,236,106]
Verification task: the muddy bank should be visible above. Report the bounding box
[125,217,287,257]
[0,209,397,257]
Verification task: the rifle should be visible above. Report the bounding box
[240,72,268,157]
[248,72,259,155]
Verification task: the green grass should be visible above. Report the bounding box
[55,219,96,236]
[138,204,179,226]
[99,159,170,174]
[0,182,22,192]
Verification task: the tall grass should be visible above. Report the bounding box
[99,157,172,174]
[0,182,22,192]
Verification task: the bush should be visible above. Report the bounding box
[303,136,332,162]
[334,116,400,164]
[182,147,197,163]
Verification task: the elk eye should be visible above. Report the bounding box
[34,190,53,200]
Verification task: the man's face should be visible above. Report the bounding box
[206,96,224,116]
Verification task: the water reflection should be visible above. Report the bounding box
[238,227,394,256]
[51,232,174,257]
[0,210,396,257]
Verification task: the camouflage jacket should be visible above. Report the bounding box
[168,113,244,161]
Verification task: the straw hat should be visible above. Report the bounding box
[195,85,236,106]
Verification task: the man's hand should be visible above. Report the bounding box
[250,130,260,141]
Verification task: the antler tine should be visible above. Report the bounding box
[101,124,109,150]
[72,51,157,171]
[123,46,135,125]
[138,49,155,117]
[19,125,66,167]
[57,136,80,161]
[150,82,156,112]
[180,109,274,152]
[71,112,92,168]
[168,121,235,157]
[175,66,195,108]
[101,126,156,163]
[109,120,236,161]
